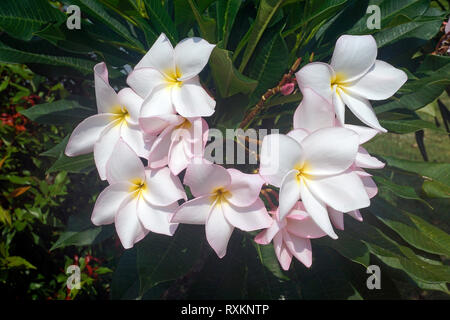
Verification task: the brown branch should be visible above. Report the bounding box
[239,57,302,129]
[260,189,277,211]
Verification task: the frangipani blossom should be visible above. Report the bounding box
[172,162,272,258]
[127,33,216,118]
[255,202,327,269]
[65,63,150,180]
[139,115,208,175]
[293,87,385,169]
[91,139,186,249]
[259,127,370,239]
[296,35,407,132]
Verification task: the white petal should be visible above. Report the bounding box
[126,68,166,100]
[301,127,359,176]
[333,88,346,125]
[306,171,370,213]
[168,136,191,175]
[135,33,175,74]
[295,62,333,101]
[222,198,272,231]
[91,182,131,225]
[94,62,119,113]
[259,134,304,187]
[115,196,148,249]
[345,60,407,100]
[65,114,112,156]
[174,37,216,81]
[282,230,312,268]
[139,114,184,135]
[184,162,231,197]
[226,169,264,207]
[331,35,377,82]
[293,87,335,132]
[344,124,379,144]
[94,123,122,180]
[172,76,215,117]
[206,203,234,258]
[117,87,143,124]
[299,179,338,239]
[328,207,344,230]
[147,125,173,169]
[143,167,186,206]
[273,233,293,270]
[172,195,213,224]
[140,84,176,117]
[254,219,280,245]
[340,91,387,132]
[286,203,327,239]
[347,209,363,222]
[106,138,145,184]
[287,129,309,144]
[355,147,385,169]
[121,123,150,159]
[137,198,178,236]
[279,170,302,220]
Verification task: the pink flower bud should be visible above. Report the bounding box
[280,82,294,96]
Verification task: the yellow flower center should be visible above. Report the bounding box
[165,67,183,88]
[295,162,310,183]
[129,178,147,199]
[175,118,192,130]
[110,105,130,126]
[209,187,231,205]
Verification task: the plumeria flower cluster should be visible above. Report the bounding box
[65,33,406,270]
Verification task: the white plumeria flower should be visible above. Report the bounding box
[259,127,370,239]
[127,33,216,118]
[172,161,272,258]
[139,115,208,175]
[91,139,186,249]
[296,35,407,132]
[65,62,151,180]
[293,87,385,169]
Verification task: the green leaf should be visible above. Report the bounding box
[136,225,203,296]
[20,99,95,125]
[209,47,258,98]
[216,0,242,48]
[143,0,178,43]
[40,136,70,158]
[187,0,216,43]
[0,0,65,41]
[50,227,103,250]
[47,153,95,174]
[373,175,430,206]
[422,180,450,199]
[111,248,140,299]
[73,0,145,51]
[1,256,36,269]
[0,42,98,75]
[238,0,284,72]
[379,114,442,134]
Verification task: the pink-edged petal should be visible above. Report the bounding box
[287,129,309,144]
[94,62,119,113]
[143,167,186,206]
[140,84,176,117]
[260,134,304,187]
[135,33,175,73]
[347,209,363,222]
[283,230,312,268]
[344,124,379,144]
[306,171,370,213]
[126,68,166,100]
[222,198,271,231]
[106,138,145,184]
[295,62,334,101]
[333,88,346,125]
[168,137,191,175]
[137,198,178,236]
[279,170,302,220]
[139,114,184,135]
[147,125,174,169]
[226,169,264,207]
[301,127,359,176]
[174,37,216,81]
[117,88,143,125]
[299,179,338,239]
[355,147,385,169]
[94,123,122,180]
[172,76,215,117]
[121,123,150,159]
[254,218,280,245]
[286,203,327,239]
[340,91,387,132]
[91,182,131,225]
[293,87,335,132]
[273,233,293,271]
[184,162,231,197]
[205,203,234,258]
[65,114,112,156]
[171,195,213,224]
[328,207,344,230]
[345,60,407,100]
[115,196,148,249]
[360,174,378,199]
[331,35,377,83]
